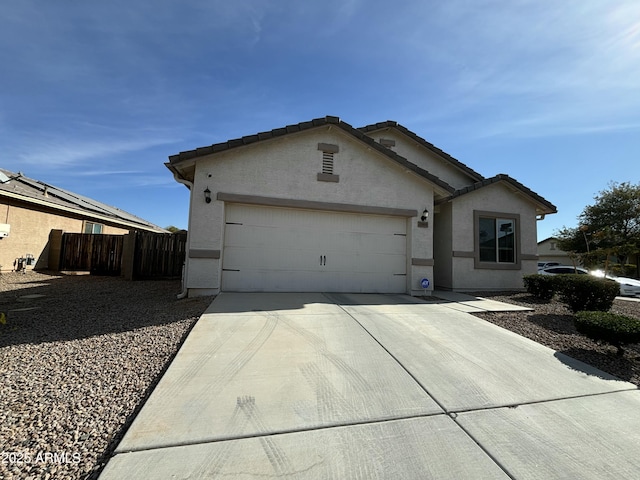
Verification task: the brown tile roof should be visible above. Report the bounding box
[168,116,456,194]
[358,121,485,182]
[437,174,557,214]
[168,117,556,214]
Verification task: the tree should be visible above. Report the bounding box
[165,225,181,233]
[580,182,640,259]
[555,182,640,272]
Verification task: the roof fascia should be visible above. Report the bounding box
[436,174,557,215]
[168,116,342,165]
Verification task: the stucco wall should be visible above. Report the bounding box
[433,202,453,289]
[0,201,128,272]
[363,130,475,189]
[538,239,573,265]
[448,183,539,290]
[185,127,436,295]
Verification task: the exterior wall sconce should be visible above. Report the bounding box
[204,187,212,204]
[418,208,429,228]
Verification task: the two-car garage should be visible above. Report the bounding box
[221,204,408,293]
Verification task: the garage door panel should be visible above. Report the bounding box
[223,246,320,271]
[348,233,406,254]
[226,226,323,251]
[222,204,408,293]
[222,270,330,292]
[323,250,405,273]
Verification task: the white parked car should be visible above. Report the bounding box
[537,261,561,269]
[538,266,589,275]
[591,270,640,297]
[611,277,640,297]
[540,266,640,297]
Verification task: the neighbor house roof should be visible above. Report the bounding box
[0,168,166,232]
[436,174,558,215]
[166,116,456,196]
[538,237,558,244]
[358,121,485,183]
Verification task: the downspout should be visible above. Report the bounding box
[171,171,193,299]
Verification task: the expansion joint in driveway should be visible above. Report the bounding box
[446,387,639,416]
[117,412,447,455]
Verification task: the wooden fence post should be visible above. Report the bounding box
[48,229,63,272]
[121,231,136,280]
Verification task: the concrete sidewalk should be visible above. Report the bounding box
[99,293,640,479]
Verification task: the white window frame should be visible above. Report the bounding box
[84,222,103,234]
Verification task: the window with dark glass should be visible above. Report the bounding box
[479,217,515,263]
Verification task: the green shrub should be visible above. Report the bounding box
[556,274,619,313]
[523,274,557,300]
[575,311,640,356]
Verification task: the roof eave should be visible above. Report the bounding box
[0,189,166,232]
[436,174,557,215]
[167,116,456,195]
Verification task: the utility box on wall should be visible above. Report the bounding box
[0,223,10,238]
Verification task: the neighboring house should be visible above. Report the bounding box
[537,237,574,266]
[0,169,166,272]
[166,116,557,297]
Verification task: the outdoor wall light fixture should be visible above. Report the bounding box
[204,187,212,204]
[421,208,429,222]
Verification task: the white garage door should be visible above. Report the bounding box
[222,204,407,293]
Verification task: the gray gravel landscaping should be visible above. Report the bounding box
[0,272,212,480]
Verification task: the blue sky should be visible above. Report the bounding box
[2,1,639,240]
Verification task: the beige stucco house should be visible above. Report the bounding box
[166,116,557,297]
[537,237,574,266]
[0,169,165,272]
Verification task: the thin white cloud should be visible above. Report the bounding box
[14,135,176,168]
[73,170,144,177]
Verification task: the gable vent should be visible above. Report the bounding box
[317,142,340,182]
[322,151,334,174]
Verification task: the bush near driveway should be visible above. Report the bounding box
[575,311,640,356]
[523,274,620,313]
[523,274,556,300]
[556,275,620,313]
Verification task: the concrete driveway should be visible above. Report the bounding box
[100,293,640,479]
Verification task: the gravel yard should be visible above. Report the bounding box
[1,274,638,479]
[0,272,212,480]
[470,292,640,388]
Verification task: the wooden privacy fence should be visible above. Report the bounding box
[60,233,124,275]
[132,231,187,279]
[56,231,187,279]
